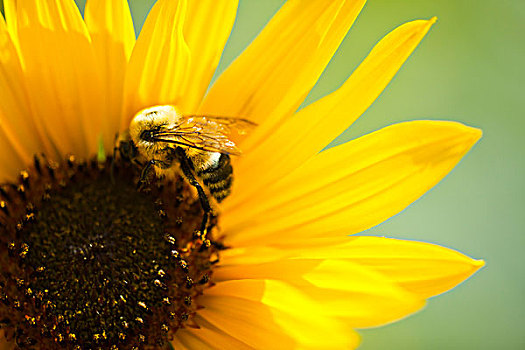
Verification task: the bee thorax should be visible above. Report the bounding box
[206,152,222,169]
[184,150,219,171]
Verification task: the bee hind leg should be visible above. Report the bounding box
[187,173,211,235]
[174,148,212,238]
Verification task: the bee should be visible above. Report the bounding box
[115,105,255,235]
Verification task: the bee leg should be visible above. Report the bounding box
[175,149,212,236]
[190,178,211,235]
[110,133,119,184]
[137,159,156,190]
[200,212,209,238]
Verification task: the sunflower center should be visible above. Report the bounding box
[0,155,220,349]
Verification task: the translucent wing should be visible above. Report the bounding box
[152,115,256,155]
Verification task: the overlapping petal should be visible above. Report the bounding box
[223,121,481,245]
[199,279,361,348]
[13,0,105,157]
[3,0,21,51]
[225,19,437,208]
[197,286,297,349]
[297,236,485,298]
[85,0,136,149]
[181,0,239,112]
[200,0,366,141]
[221,236,483,299]
[302,260,424,327]
[0,15,45,180]
[214,255,424,329]
[122,0,238,127]
[122,0,189,127]
[216,235,483,302]
[172,316,252,350]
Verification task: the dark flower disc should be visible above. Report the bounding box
[0,155,220,349]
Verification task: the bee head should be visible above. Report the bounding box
[129,105,181,149]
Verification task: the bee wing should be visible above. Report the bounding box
[183,115,257,136]
[153,115,256,155]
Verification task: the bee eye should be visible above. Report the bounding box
[140,130,154,142]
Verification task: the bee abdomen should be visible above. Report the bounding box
[197,154,233,203]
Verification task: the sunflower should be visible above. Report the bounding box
[0,0,483,349]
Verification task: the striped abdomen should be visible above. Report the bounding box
[197,154,233,202]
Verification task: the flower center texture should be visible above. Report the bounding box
[0,155,220,349]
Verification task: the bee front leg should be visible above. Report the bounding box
[113,136,138,184]
[110,133,120,184]
[138,159,157,190]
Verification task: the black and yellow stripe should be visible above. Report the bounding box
[197,154,233,202]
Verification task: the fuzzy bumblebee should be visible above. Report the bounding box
[117,105,255,233]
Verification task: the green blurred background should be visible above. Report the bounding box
[4,0,521,348]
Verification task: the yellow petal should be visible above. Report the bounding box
[3,0,19,51]
[214,259,423,329]
[15,0,105,157]
[226,18,436,209]
[169,338,191,350]
[122,0,190,128]
[303,260,424,328]
[173,316,252,350]
[201,279,360,348]
[198,282,297,349]
[300,236,485,299]
[216,237,347,266]
[240,236,484,299]
[122,0,238,128]
[218,246,298,266]
[200,0,366,137]
[217,236,483,300]
[214,256,322,283]
[179,0,239,112]
[224,121,481,246]
[84,0,135,59]
[84,0,135,151]
[0,16,34,162]
[0,125,24,181]
[0,14,49,180]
